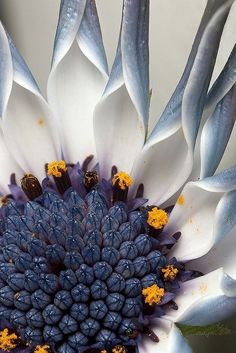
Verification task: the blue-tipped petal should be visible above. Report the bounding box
[152,0,226,140]
[48,0,108,164]
[1,30,60,180]
[207,44,236,109]
[94,1,149,178]
[200,84,236,178]
[182,1,233,151]
[121,0,149,127]
[131,1,233,205]
[0,22,13,117]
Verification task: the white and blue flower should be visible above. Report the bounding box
[0,1,236,353]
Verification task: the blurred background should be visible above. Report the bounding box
[0,1,236,351]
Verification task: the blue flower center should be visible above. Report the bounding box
[0,162,186,353]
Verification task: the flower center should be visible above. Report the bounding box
[0,159,192,353]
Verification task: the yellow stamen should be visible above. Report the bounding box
[142,284,165,305]
[162,265,179,280]
[0,328,18,351]
[147,207,168,229]
[112,171,133,190]
[112,345,127,353]
[47,160,67,177]
[177,194,184,205]
[34,345,50,353]
[101,350,107,353]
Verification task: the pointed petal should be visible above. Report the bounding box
[152,0,228,139]
[131,127,192,205]
[51,0,87,68]
[182,1,232,151]
[94,0,149,178]
[166,167,236,261]
[139,318,193,353]
[166,268,236,326]
[207,44,236,109]
[200,84,236,178]
[131,1,231,205]
[0,22,13,118]
[1,33,60,180]
[48,0,108,164]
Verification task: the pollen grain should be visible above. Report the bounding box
[147,207,168,230]
[142,284,165,305]
[162,265,179,280]
[0,328,18,351]
[47,160,67,177]
[177,194,184,206]
[112,171,133,190]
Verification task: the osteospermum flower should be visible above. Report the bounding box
[0,0,236,352]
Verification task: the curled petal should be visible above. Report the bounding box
[94,0,149,178]
[166,167,236,262]
[166,268,236,326]
[189,191,236,280]
[138,318,193,353]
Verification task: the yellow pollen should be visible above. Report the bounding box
[34,345,50,353]
[142,284,165,305]
[162,265,179,280]
[112,171,133,190]
[101,350,107,353]
[112,345,127,353]
[37,117,44,126]
[147,207,168,229]
[47,160,67,177]
[0,328,18,351]
[177,194,184,205]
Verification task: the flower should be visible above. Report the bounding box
[0,0,236,353]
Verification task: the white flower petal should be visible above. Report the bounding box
[189,199,236,279]
[0,22,13,118]
[94,0,149,178]
[166,167,236,262]
[200,84,236,178]
[131,0,231,205]
[139,318,193,353]
[131,127,192,205]
[166,268,236,326]
[0,128,23,194]
[48,0,108,164]
[1,30,60,180]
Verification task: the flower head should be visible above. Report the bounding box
[0,0,235,353]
